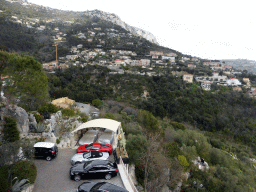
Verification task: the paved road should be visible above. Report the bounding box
[33,148,125,192]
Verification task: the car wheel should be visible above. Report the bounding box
[105,174,112,180]
[74,175,81,181]
[46,156,52,161]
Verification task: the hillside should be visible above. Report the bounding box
[0,0,175,63]
[222,59,256,74]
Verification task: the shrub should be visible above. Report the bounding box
[167,142,182,157]
[102,113,115,120]
[11,160,37,184]
[38,103,59,114]
[170,122,186,130]
[61,108,75,117]
[3,116,20,142]
[92,99,103,108]
[78,116,88,123]
[178,155,190,170]
[126,134,147,164]
[137,109,159,132]
[56,137,61,144]
[33,113,43,123]
[0,166,9,192]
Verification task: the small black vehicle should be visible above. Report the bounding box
[34,142,58,161]
[77,181,128,192]
[70,160,118,181]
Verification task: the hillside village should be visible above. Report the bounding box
[2,0,256,98]
[3,1,256,192]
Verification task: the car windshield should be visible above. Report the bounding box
[85,144,93,149]
[101,144,108,148]
[83,153,90,159]
[90,182,106,190]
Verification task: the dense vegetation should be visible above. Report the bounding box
[100,101,256,191]
[48,65,256,148]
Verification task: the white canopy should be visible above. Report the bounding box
[71,118,121,133]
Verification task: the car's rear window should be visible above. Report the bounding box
[90,182,106,190]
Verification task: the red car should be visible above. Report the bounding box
[77,143,113,155]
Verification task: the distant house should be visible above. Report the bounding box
[243,78,251,88]
[110,49,118,54]
[247,90,256,98]
[165,52,177,57]
[203,62,220,67]
[88,52,97,56]
[115,59,125,65]
[183,74,193,83]
[87,39,93,42]
[152,55,158,59]
[150,51,163,56]
[226,78,242,86]
[182,57,190,61]
[243,78,250,83]
[188,64,196,69]
[162,56,175,62]
[66,55,79,60]
[201,81,212,91]
[191,58,199,62]
[77,44,83,49]
[131,59,150,67]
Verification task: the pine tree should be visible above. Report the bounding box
[3,116,20,142]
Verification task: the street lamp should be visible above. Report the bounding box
[193,181,203,192]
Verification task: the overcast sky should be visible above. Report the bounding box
[27,0,256,61]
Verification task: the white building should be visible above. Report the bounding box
[226,79,242,86]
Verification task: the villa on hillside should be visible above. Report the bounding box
[183,74,193,83]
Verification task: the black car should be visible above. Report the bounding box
[77,181,128,192]
[34,142,58,161]
[70,160,118,181]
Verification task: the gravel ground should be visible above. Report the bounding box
[33,148,124,192]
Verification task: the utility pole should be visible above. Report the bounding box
[52,43,58,65]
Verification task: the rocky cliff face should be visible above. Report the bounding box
[84,10,158,44]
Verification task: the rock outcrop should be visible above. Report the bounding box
[84,9,159,44]
[0,103,30,135]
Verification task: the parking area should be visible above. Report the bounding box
[33,148,125,192]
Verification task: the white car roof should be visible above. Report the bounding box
[34,142,55,148]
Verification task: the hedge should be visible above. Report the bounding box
[11,160,37,184]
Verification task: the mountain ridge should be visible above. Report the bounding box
[83,9,159,45]
[2,0,158,45]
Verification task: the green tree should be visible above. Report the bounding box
[137,109,159,132]
[3,117,20,142]
[92,99,103,108]
[2,51,49,110]
[177,155,190,170]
